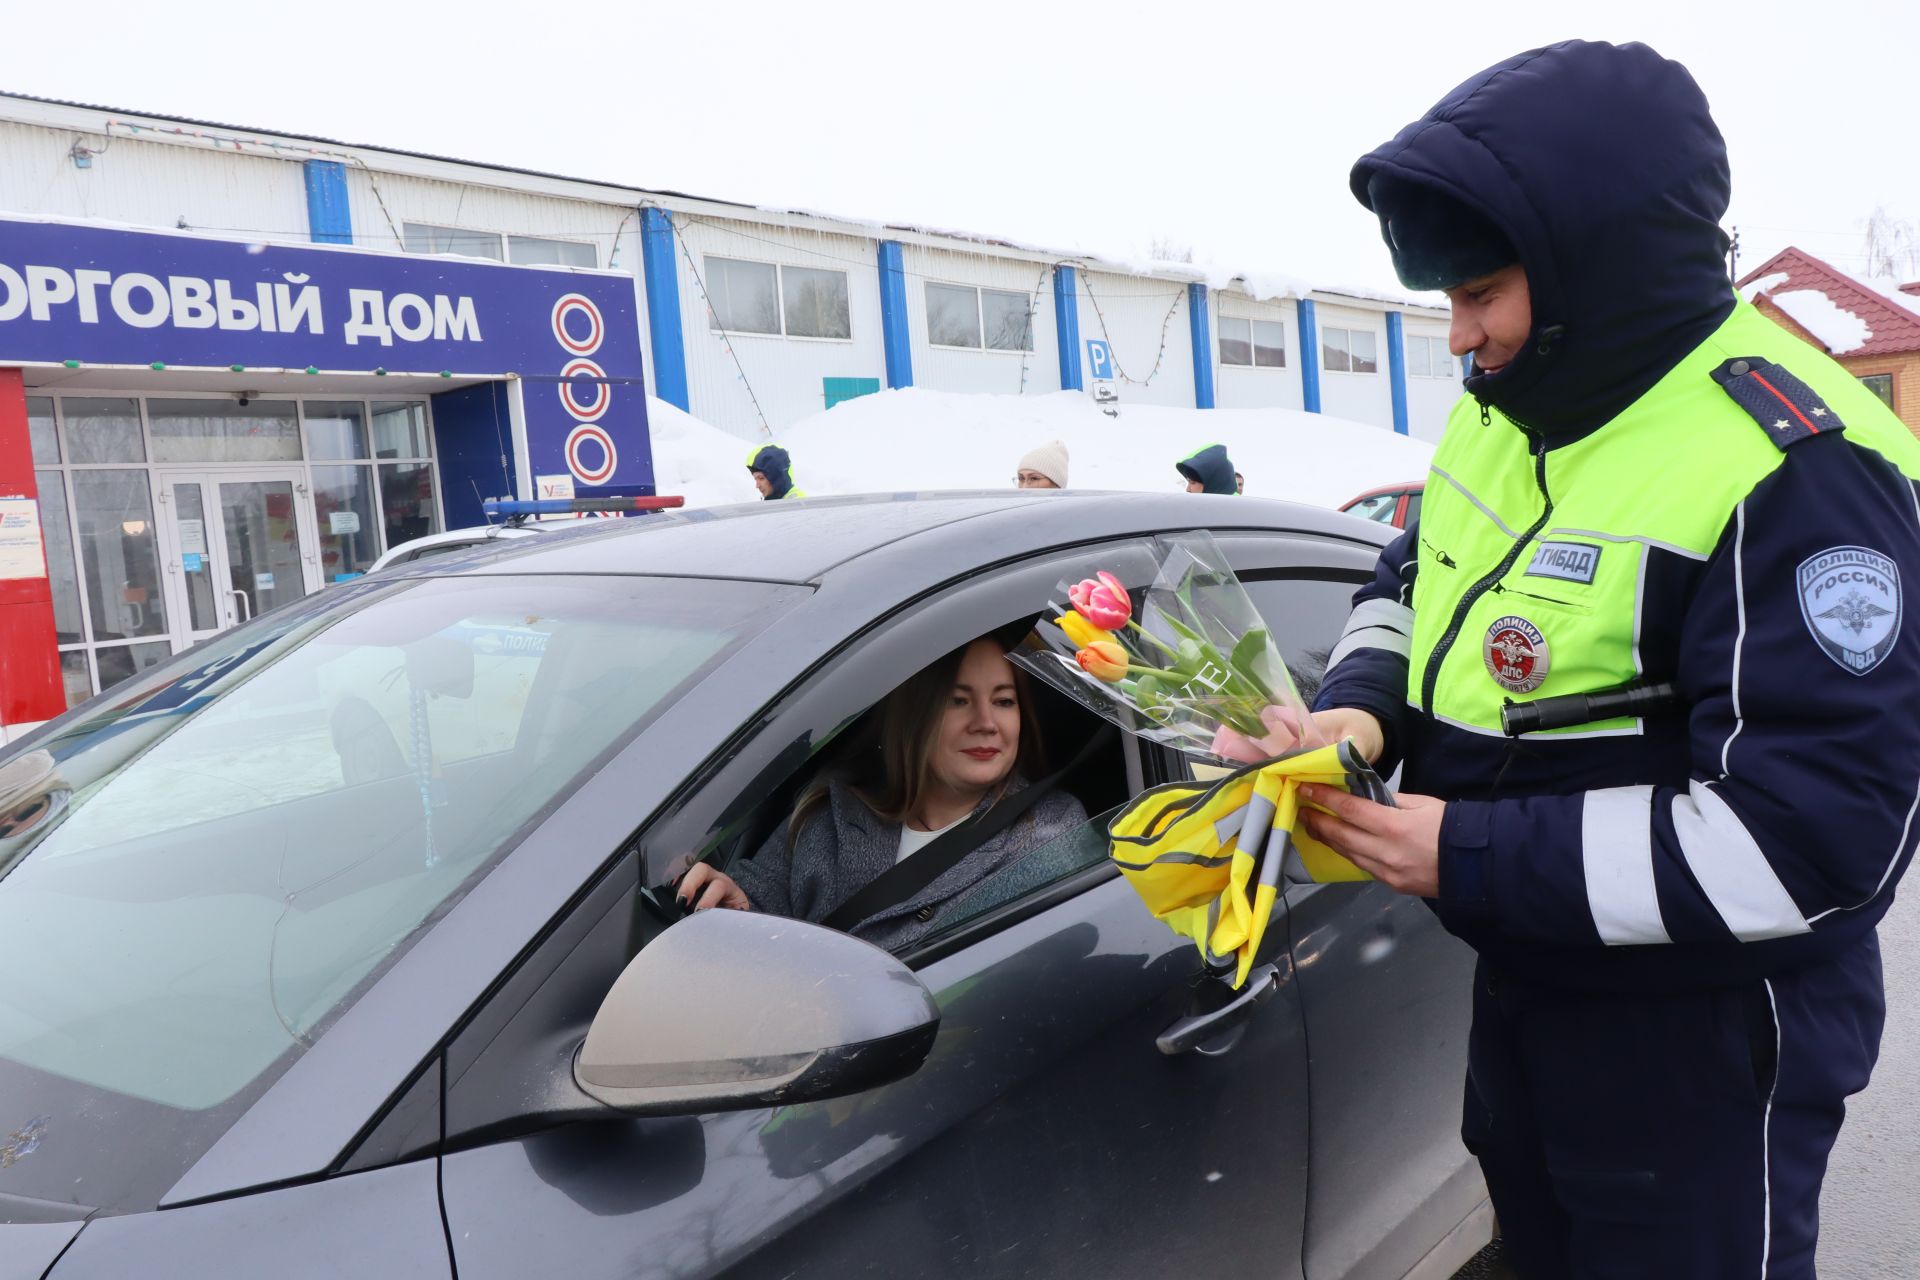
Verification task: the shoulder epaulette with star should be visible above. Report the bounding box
[1710,357,1846,450]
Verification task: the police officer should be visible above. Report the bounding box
[746,444,804,501]
[1287,41,1920,1278]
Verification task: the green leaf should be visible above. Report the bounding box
[1159,611,1208,648]
[1229,629,1278,701]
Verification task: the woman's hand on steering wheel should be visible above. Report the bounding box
[678,863,754,912]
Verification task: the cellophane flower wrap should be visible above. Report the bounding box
[1016,532,1394,989]
[1011,532,1326,763]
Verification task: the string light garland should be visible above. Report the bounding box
[658,206,773,439]
[100,118,404,247]
[1078,272,1184,387]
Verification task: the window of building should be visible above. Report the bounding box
[1861,374,1896,409]
[926,283,1034,351]
[1217,317,1287,369]
[704,257,851,340]
[926,283,981,348]
[782,266,853,340]
[28,394,441,705]
[508,235,597,269]
[148,400,301,464]
[372,402,438,554]
[1322,326,1379,374]
[402,223,505,262]
[28,396,59,465]
[1404,335,1457,378]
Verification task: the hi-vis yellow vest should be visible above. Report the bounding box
[1413,300,1920,736]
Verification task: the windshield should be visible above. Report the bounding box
[0,573,802,1213]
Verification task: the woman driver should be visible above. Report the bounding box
[677,635,1087,949]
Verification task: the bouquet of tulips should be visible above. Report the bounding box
[1013,532,1326,762]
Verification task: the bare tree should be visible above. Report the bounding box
[1148,236,1196,264]
[1862,207,1920,281]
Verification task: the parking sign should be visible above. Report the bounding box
[1086,340,1114,382]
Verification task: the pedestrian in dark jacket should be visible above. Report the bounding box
[1176,444,1236,494]
[747,445,803,500]
[676,635,1087,949]
[1224,40,1920,1279]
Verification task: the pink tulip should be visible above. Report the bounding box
[1068,571,1132,631]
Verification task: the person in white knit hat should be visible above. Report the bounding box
[1014,440,1068,489]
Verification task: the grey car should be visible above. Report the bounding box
[0,491,1488,1280]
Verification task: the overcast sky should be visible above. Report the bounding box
[2,0,1911,297]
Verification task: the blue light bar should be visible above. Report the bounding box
[483,495,685,520]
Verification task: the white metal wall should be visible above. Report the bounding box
[1211,291,1305,413]
[1314,301,1393,426]
[0,121,310,246]
[1074,269,1195,409]
[671,213,887,441]
[901,244,1060,396]
[338,167,652,394]
[1404,321,1462,442]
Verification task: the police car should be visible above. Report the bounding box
[366,496,684,571]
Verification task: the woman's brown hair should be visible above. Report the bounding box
[789,635,1046,841]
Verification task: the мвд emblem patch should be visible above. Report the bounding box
[1798,545,1901,676]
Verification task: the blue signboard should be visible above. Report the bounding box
[0,215,651,492]
[1086,339,1113,382]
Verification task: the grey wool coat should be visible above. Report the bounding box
[727,775,1089,951]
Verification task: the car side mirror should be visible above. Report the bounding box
[574,908,940,1116]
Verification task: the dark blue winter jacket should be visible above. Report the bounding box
[1316,40,1920,991]
[1177,444,1236,495]
[748,445,799,500]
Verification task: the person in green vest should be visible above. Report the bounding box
[1175,444,1236,494]
[746,445,804,500]
[1227,40,1920,1279]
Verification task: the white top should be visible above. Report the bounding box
[896,813,969,864]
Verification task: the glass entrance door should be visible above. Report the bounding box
[156,469,319,651]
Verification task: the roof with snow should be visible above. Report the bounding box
[1739,247,1920,358]
[0,90,1442,314]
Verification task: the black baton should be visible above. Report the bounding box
[1500,680,1679,736]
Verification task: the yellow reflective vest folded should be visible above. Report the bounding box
[1108,740,1384,987]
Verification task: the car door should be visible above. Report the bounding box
[1219,532,1485,1280]
[435,537,1314,1280]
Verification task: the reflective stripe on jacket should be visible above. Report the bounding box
[1316,300,1920,990]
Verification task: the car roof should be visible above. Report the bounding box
[438,490,1392,585]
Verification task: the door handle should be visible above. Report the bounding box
[1156,963,1282,1056]
[227,589,253,624]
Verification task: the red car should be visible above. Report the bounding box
[1339,481,1424,529]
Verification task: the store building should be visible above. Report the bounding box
[0,211,647,737]
[0,90,1457,735]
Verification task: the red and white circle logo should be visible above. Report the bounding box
[558,358,610,421]
[565,424,618,485]
[551,294,604,356]
[1483,615,1550,694]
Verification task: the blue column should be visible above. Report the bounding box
[640,207,690,413]
[303,161,352,245]
[1296,297,1322,414]
[877,241,914,389]
[1385,310,1410,435]
[1188,283,1215,409]
[1053,265,1083,391]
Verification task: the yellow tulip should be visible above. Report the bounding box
[1057,610,1114,649]
[1077,640,1130,682]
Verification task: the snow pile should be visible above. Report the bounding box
[1772,290,1873,355]
[768,388,1434,509]
[1740,272,1789,302]
[645,396,761,508]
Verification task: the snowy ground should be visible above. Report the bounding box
[647,389,1435,511]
